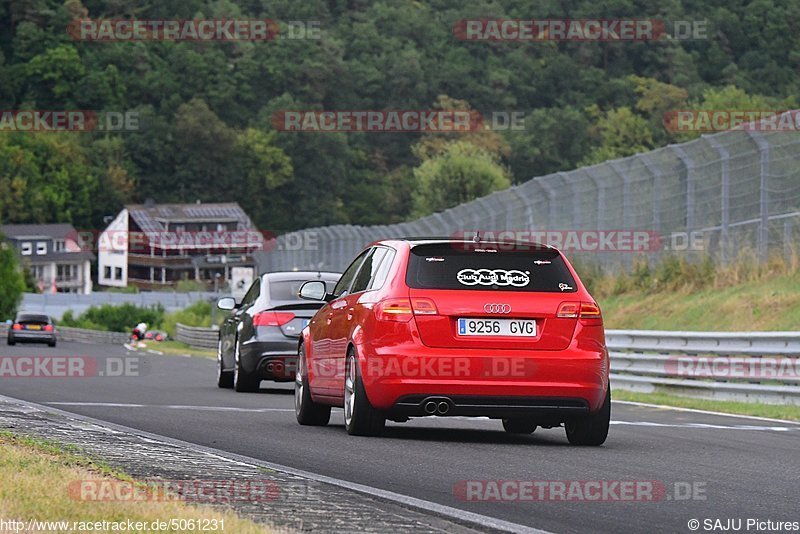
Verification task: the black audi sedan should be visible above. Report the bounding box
[216,271,340,392]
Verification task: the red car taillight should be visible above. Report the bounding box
[12,323,22,330]
[375,298,438,322]
[410,297,438,315]
[44,325,54,332]
[375,298,414,322]
[253,311,295,326]
[557,301,602,325]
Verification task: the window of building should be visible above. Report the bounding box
[21,242,32,255]
[57,264,78,281]
[54,240,66,252]
[115,267,123,280]
[104,266,111,279]
[36,242,47,255]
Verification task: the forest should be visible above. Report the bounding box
[0,0,797,233]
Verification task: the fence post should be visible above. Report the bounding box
[558,172,582,229]
[609,161,632,230]
[705,136,731,264]
[785,218,793,262]
[640,155,662,234]
[538,179,559,228]
[747,131,770,262]
[670,145,696,239]
[584,168,605,231]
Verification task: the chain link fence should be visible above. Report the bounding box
[257,118,800,273]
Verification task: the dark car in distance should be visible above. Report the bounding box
[216,271,341,392]
[7,312,57,347]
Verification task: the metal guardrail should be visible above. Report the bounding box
[606,329,800,356]
[607,330,800,405]
[170,325,800,405]
[0,324,129,345]
[175,323,218,350]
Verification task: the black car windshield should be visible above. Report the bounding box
[16,314,50,324]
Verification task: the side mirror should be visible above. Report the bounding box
[299,280,327,301]
[217,297,237,310]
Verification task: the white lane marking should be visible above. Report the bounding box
[610,421,798,432]
[614,400,800,425]
[44,402,294,413]
[4,394,549,534]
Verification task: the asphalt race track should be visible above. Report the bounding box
[1,341,797,534]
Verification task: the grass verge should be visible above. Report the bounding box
[135,340,217,360]
[0,432,271,533]
[613,390,800,422]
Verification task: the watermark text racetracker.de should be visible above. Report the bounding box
[68,19,320,41]
[452,230,706,253]
[0,110,140,132]
[663,110,800,133]
[453,19,708,41]
[68,478,318,503]
[668,356,800,380]
[70,229,320,253]
[0,356,143,378]
[272,110,525,132]
[453,480,707,502]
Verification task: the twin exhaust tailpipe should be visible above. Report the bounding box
[423,398,451,416]
[264,361,285,374]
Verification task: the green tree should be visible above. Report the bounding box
[411,141,511,217]
[0,239,26,319]
[581,106,654,166]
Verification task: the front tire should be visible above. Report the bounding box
[502,418,537,434]
[344,348,385,436]
[295,343,331,426]
[565,387,610,446]
[217,340,233,388]
[233,338,259,392]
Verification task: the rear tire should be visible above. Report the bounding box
[344,349,385,436]
[502,418,537,434]
[295,343,331,426]
[217,340,233,389]
[7,337,15,346]
[48,339,56,348]
[565,388,610,446]
[233,339,259,392]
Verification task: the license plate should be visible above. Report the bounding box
[26,325,41,330]
[457,318,536,337]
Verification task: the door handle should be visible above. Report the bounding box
[347,307,355,320]
[326,312,333,324]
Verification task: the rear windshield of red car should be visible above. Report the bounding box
[405,243,578,293]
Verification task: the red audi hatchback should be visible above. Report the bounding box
[295,238,610,445]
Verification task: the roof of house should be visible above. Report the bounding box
[0,223,76,240]
[125,202,255,233]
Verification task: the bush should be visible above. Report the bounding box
[161,300,216,336]
[60,303,165,332]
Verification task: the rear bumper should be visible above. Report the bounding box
[8,331,56,343]
[390,395,590,420]
[239,338,298,381]
[356,341,608,415]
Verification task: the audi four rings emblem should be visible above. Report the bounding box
[483,303,511,313]
[456,268,530,287]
